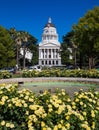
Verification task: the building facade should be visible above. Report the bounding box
[39,18,61,66]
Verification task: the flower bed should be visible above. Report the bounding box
[0,70,12,79]
[22,69,99,78]
[0,84,99,130]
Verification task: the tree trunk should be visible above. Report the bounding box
[89,56,94,69]
[23,45,26,69]
[16,45,19,69]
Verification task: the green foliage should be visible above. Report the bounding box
[61,31,74,65]
[9,28,38,68]
[73,6,99,69]
[0,26,15,68]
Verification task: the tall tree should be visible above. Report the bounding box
[61,31,74,65]
[9,28,38,68]
[0,26,15,68]
[73,6,99,69]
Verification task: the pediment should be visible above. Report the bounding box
[39,42,60,47]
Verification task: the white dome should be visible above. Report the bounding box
[42,18,59,43]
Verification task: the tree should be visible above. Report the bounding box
[61,31,74,65]
[73,6,99,69]
[0,26,15,68]
[9,28,38,69]
[9,28,22,69]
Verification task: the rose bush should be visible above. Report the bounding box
[0,70,12,79]
[0,84,99,130]
[22,69,99,78]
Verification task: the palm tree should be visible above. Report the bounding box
[20,32,29,69]
[9,28,22,69]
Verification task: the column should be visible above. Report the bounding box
[41,49,43,58]
[51,49,53,58]
[48,49,49,59]
[55,49,56,58]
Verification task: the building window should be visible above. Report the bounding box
[42,61,44,65]
[53,61,54,65]
[49,49,51,53]
[56,60,58,65]
[49,61,51,65]
[45,60,47,65]
[49,55,51,58]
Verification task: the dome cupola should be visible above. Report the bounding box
[42,18,58,42]
[44,17,55,27]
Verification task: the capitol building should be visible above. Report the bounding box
[38,18,61,66]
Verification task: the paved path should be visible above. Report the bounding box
[0,77,99,84]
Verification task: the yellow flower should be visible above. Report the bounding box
[58,124,62,128]
[24,103,28,107]
[79,115,84,120]
[8,103,12,107]
[72,102,75,105]
[42,127,47,130]
[91,110,95,117]
[24,96,29,100]
[48,104,52,108]
[66,105,72,111]
[80,101,83,105]
[10,124,14,128]
[41,121,45,127]
[29,98,34,102]
[48,108,53,112]
[86,126,91,130]
[74,92,78,95]
[75,98,79,102]
[29,105,38,110]
[0,101,5,105]
[92,122,95,129]
[28,120,32,127]
[47,127,51,130]
[66,115,70,120]
[89,99,92,102]
[1,120,5,126]
[84,104,86,108]
[62,91,65,95]
[65,123,70,129]
[26,111,29,115]
[54,125,58,130]
[72,105,76,109]
[81,124,91,130]
[67,98,71,102]
[82,112,86,116]
[6,122,10,127]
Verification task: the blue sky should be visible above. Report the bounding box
[0,0,99,42]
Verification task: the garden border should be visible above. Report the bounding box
[0,77,99,84]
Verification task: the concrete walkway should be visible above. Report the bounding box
[0,77,99,84]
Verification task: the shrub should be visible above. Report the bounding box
[0,84,98,130]
[0,70,12,79]
[22,69,99,78]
